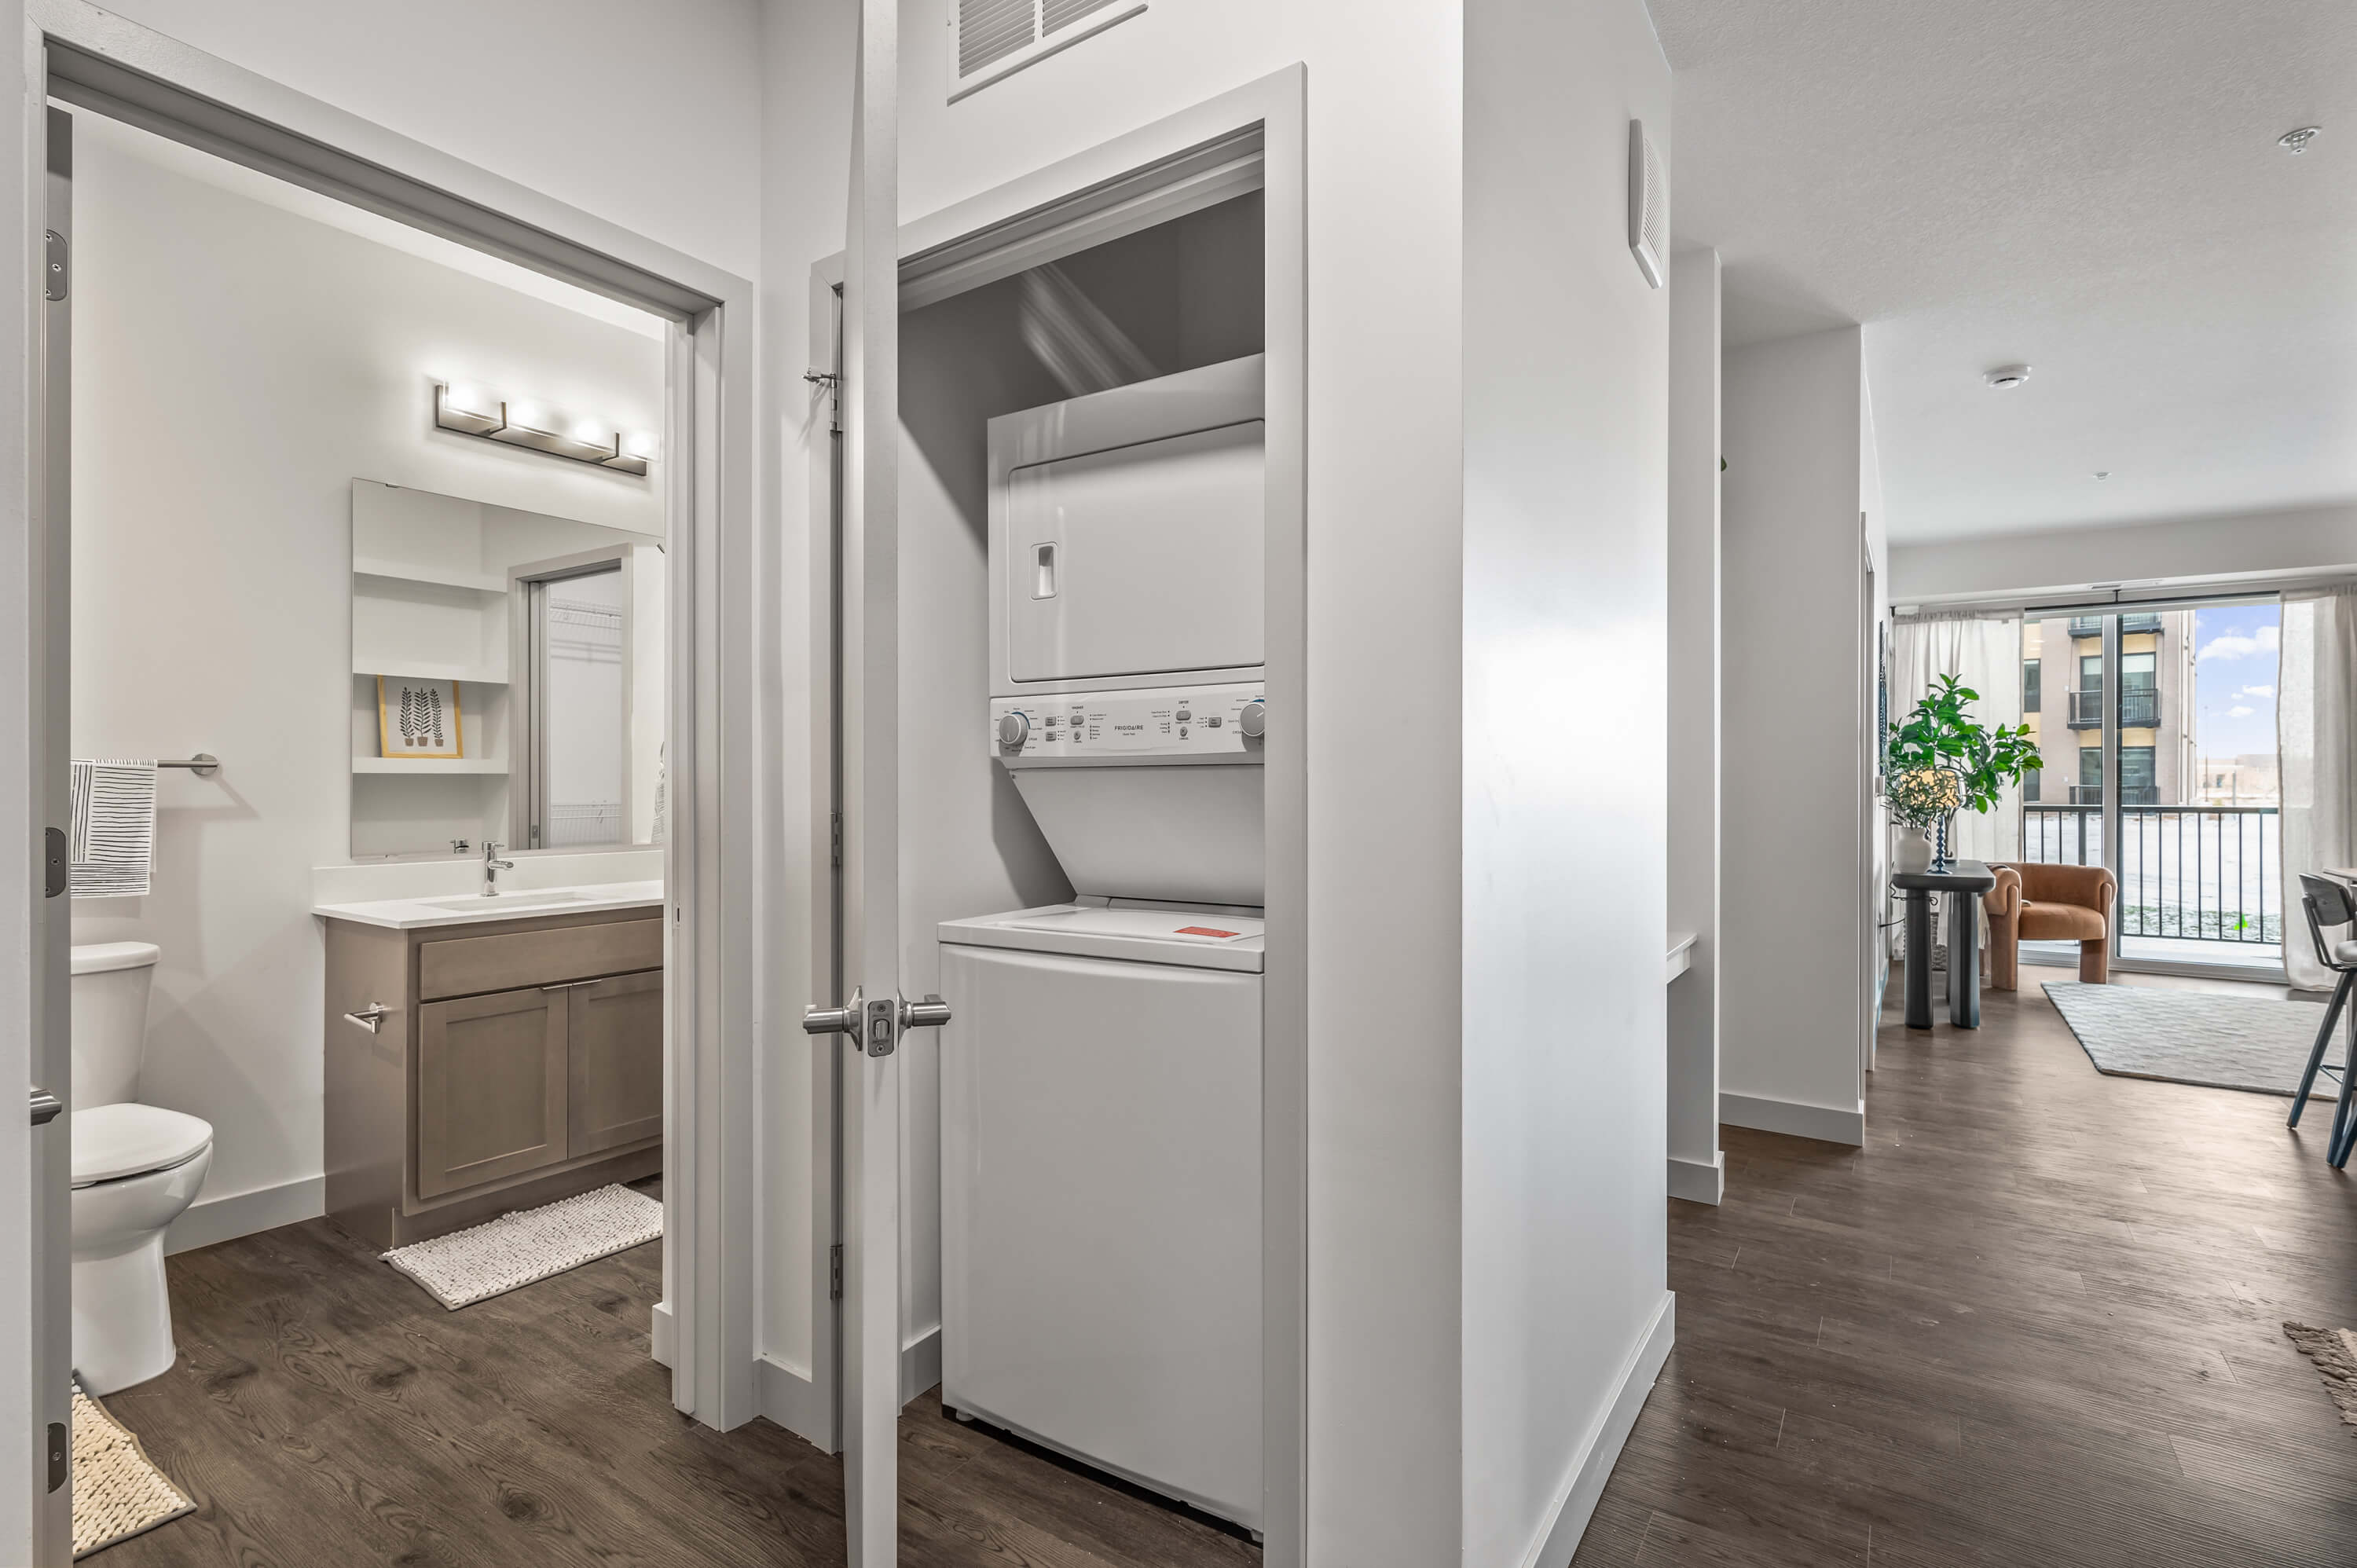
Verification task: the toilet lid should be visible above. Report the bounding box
[71,1103,212,1188]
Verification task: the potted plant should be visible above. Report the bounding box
[1885,674,2043,873]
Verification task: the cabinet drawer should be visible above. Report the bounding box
[419,915,662,1001]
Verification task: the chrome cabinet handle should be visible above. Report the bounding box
[343,1003,390,1035]
[30,1088,63,1126]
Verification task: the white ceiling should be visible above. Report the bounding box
[1652,0,2357,544]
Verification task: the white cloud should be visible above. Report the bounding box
[2228,705,2256,718]
[2198,625,2281,661]
[2238,683,2275,699]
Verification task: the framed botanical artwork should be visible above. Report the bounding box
[378,676,464,759]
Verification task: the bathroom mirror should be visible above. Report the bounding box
[350,478,665,858]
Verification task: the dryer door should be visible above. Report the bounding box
[1006,419,1264,683]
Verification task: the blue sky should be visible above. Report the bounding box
[2191,603,2280,758]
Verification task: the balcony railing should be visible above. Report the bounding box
[2065,612,2161,637]
[2019,804,2281,946]
[2066,687,2158,728]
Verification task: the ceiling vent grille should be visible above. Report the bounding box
[1627,119,1666,289]
[954,0,1146,103]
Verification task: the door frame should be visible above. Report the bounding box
[5,9,764,1555]
[807,67,1310,1568]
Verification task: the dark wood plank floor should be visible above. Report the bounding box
[97,962,2357,1566]
[1572,963,2357,1568]
[99,1178,1255,1567]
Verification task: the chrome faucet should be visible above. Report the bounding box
[482,840,515,896]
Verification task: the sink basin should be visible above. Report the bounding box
[420,891,595,914]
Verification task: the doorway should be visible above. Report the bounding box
[16,17,759,1566]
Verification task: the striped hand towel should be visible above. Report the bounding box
[70,760,156,899]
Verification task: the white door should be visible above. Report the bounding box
[21,104,75,1567]
[801,9,942,1567]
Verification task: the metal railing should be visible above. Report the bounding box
[2067,687,2158,728]
[2019,803,2281,945]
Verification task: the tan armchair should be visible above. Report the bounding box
[1985,863,2116,989]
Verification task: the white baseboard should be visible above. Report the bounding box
[651,1300,674,1368]
[1719,1090,1864,1147]
[757,1352,835,1452]
[1666,1152,1724,1205]
[1520,1290,1676,1568]
[164,1174,324,1255]
[903,1325,941,1405]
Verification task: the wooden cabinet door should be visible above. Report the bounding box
[566,969,664,1158]
[416,986,569,1199]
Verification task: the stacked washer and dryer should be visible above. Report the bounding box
[937,354,1268,1533]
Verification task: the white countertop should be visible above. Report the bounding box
[313,879,665,931]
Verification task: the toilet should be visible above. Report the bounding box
[69,942,213,1394]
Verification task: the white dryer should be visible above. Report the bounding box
[938,901,1263,1530]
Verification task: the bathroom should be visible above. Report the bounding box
[59,101,673,1433]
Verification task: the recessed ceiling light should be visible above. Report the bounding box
[1984,364,2033,390]
[2093,471,2110,480]
[2281,126,2322,155]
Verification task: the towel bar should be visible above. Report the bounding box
[157,754,218,776]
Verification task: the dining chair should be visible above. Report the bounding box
[2292,873,2356,1170]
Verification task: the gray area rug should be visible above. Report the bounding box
[2042,982,2341,1100]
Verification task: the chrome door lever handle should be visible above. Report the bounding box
[343,1003,390,1035]
[803,988,864,1037]
[899,994,951,1030]
[30,1088,63,1126]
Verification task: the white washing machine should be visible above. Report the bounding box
[938,356,1270,1528]
[938,900,1263,1530]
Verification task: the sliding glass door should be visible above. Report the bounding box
[2019,600,2282,974]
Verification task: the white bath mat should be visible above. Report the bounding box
[71,1383,193,1558]
[383,1184,662,1309]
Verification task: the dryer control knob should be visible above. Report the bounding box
[1237,699,1266,739]
[997,711,1030,749]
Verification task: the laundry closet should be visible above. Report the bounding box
[894,189,1268,1532]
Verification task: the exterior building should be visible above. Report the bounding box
[2197,753,2281,805]
[2020,610,2199,806]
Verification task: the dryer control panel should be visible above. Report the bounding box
[992,683,1265,762]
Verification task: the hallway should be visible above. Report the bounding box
[1576,965,2357,1566]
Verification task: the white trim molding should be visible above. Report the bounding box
[900,1325,940,1407]
[1519,1291,1676,1568]
[163,1175,324,1256]
[1720,1091,1866,1147]
[651,1299,675,1368]
[1666,1152,1725,1206]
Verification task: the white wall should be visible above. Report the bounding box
[1461,5,1673,1564]
[1891,500,2357,603]
[1719,327,1871,1144]
[67,117,663,1247]
[93,0,763,281]
[1665,247,1721,1204]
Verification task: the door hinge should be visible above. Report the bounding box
[43,825,67,898]
[46,1420,66,1492]
[829,1243,844,1301]
[831,811,843,870]
[44,230,65,302]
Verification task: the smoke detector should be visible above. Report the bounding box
[1984,364,2033,390]
[2280,126,2322,155]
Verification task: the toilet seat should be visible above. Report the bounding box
[71,1103,213,1188]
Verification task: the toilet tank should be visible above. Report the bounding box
[70,942,160,1108]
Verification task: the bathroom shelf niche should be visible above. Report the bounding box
[352,658,509,686]
[353,757,509,775]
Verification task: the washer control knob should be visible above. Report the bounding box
[1237,699,1267,739]
[997,711,1030,749]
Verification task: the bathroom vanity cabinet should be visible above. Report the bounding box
[322,904,663,1247]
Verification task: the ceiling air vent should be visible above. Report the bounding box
[1627,119,1666,289]
[953,0,1147,104]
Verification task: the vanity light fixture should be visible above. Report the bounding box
[434,382,658,475]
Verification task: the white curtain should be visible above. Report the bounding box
[2278,586,2357,991]
[1890,610,2023,866]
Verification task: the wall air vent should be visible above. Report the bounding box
[1627,119,1666,289]
[952,0,1147,104]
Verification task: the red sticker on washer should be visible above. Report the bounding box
[1175,925,1240,938]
